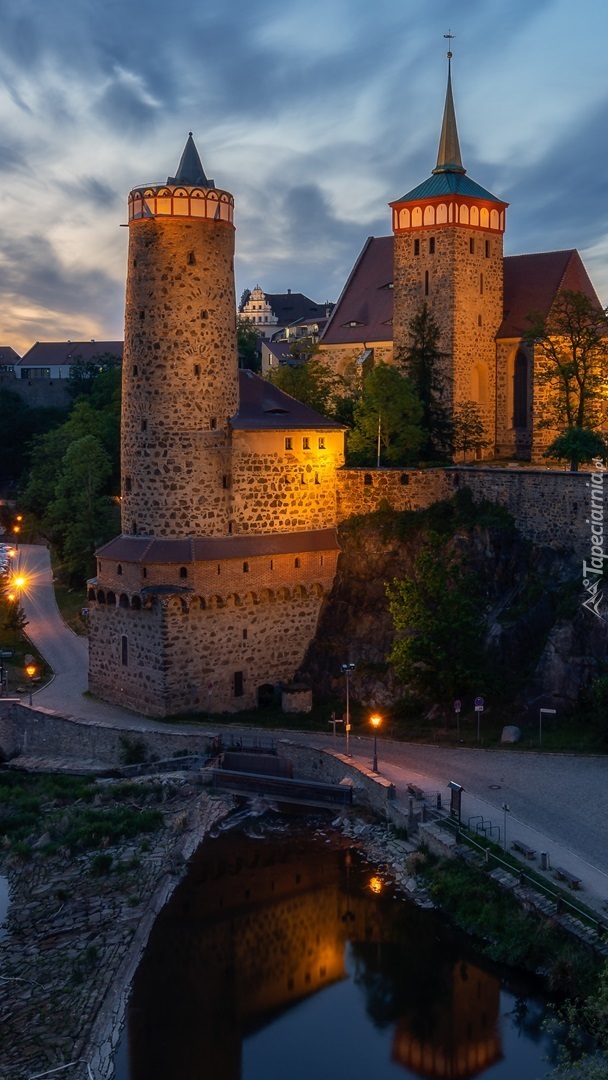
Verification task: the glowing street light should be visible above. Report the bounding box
[25,663,36,706]
[370,713,382,773]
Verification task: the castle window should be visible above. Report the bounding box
[429,238,435,254]
[485,240,490,258]
[513,351,529,429]
[210,417,217,430]
[294,558,301,569]
[228,522,233,534]
[187,251,196,265]
[471,363,489,405]
[222,475,230,489]
[117,564,123,575]
[302,437,310,450]
[243,562,249,573]
[141,419,147,433]
[478,315,483,327]
[320,555,324,566]
[217,564,221,574]
[179,567,188,579]
[399,473,409,485]
[234,671,244,697]
[318,437,325,449]
[270,559,274,570]
[479,273,484,295]
[194,364,201,378]
[142,567,147,578]
[364,473,373,485]
[132,364,138,377]
[424,270,429,296]
[132,521,137,534]
[469,237,475,254]
[243,629,248,640]
[201,310,208,320]
[139,310,145,320]
[125,477,132,493]
[121,635,128,666]
[414,239,420,256]
[314,473,320,484]
[285,437,292,450]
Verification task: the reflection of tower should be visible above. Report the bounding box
[392,961,502,1078]
[389,49,508,450]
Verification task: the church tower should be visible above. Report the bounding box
[390,49,508,449]
[121,134,238,538]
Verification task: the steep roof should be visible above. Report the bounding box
[321,236,394,346]
[166,132,213,188]
[232,369,345,430]
[0,346,20,365]
[264,292,330,326]
[500,250,602,337]
[16,341,123,367]
[435,56,463,174]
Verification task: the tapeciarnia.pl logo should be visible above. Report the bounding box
[582,457,606,620]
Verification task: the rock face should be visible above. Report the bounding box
[301,509,608,714]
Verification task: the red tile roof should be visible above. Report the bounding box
[321,237,394,346]
[499,250,601,337]
[97,529,339,563]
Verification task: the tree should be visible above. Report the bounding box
[4,599,28,645]
[452,401,491,462]
[526,290,608,436]
[46,434,114,582]
[544,427,607,473]
[347,363,423,465]
[237,317,261,372]
[396,302,452,458]
[67,352,122,400]
[266,355,345,418]
[238,288,251,312]
[387,532,486,700]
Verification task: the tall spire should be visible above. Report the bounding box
[434,42,465,175]
[167,132,214,188]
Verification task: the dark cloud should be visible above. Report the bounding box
[62,175,119,208]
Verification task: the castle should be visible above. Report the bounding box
[87,58,603,717]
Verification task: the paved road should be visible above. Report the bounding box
[10,545,608,908]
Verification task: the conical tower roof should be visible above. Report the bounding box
[434,54,464,174]
[167,132,214,188]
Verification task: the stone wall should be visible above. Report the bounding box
[230,429,344,534]
[336,464,594,552]
[0,374,72,409]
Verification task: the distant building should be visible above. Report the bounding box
[14,340,123,381]
[240,285,333,339]
[0,346,20,372]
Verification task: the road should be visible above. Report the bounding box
[10,545,608,907]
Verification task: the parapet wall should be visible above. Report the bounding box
[336,465,596,553]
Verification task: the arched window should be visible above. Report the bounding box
[471,363,489,405]
[513,351,529,429]
[294,557,301,569]
[117,564,123,576]
[179,567,188,579]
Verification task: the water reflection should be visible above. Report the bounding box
[118,813,551,1080]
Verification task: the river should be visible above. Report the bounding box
[113,807,562,1080]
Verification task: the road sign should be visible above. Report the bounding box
[454,699,461,712]
[474,705,484,712]
[474,696,484,707]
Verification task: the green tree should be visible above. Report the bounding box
[67,352,122,400]
[0,388,67,488]
[526,290,608,437]
[452,400,491,462]
[46,435,113,582]
[387,532,486,700]
[347,362,423,465]
[544,426,607,473]
[4,599,28,645]
[396,302,452,458]
[237,317,261,372]
[266,355,345,417]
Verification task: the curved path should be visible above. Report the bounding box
[11,545,608,908]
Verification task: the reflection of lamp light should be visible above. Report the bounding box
[370,713,381,773]
[369,876,383,894]
[25,663,36,706]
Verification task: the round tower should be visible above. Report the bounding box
[389,52,508,441]
[121,134,239,538]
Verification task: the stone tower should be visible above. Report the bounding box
[121,133,238,538]
[390,51,508,448]
[88,136,344,716]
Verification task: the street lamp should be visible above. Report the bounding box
[502,802,510,853]
[370,713,381,773]
[341,663,355,757]
[25,663,36,706]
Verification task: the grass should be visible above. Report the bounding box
[52,580,88,636]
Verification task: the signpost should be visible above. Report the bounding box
[539,707,556,750]
[454,699,461,741]
[474,696,484,743]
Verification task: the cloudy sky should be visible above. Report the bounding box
[0,0,606,353]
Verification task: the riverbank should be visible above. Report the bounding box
[0,777,234,1080]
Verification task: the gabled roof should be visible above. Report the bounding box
[0,346,20,365]
[16,341,123,367]
[500,250,602,337]
[321,236,394,346]
[232,370,345,430]
[262,340,293,363]
[264,292,330,326]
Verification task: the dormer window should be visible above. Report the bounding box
[342,320,363,328]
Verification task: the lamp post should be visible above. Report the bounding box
[341,663,355,757]
[502,802,510,853]
[370,713,381,773]
[26,663,36,706]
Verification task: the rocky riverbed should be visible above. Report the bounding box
[0,775,234,1080]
